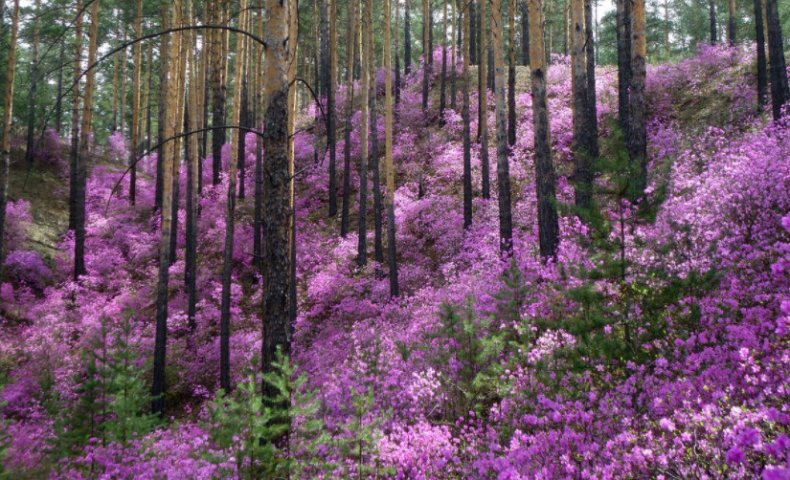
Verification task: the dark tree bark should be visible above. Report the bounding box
[508,0,517,146]
[766,0,789,120]
[55,41,65,134]
[479,0,491,199]
[328,0,338,217]
[709,0,718,44]
[405,0,412,74]
[529,0,560,259]
[520,0,530,65]
[74,0,101,280]
[340,0,357,238]
[585,0,598,146]
[450,1,458,111]
[210,1,228,186]
[371,39,384,264]
[69,0,83,231]
[629,0,648,199]
[320,0,331,99]
[384,0,399,297]
[358,0,371,267]
[616,0,631,133]
[130,0,143,205]
[493,0,514,253]
[755,0,768,110]
[462,0,473,229]
[262,0,296,394]
[396,0,402,105]
[571,0,593,210]
[728,0,737,44]
[470,1,478,64]
[185,33,200,335]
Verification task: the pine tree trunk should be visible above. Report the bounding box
[262,0,297,394]
[384,0,399,297]
[571,0,593,209]
[130,0,143,205]
[628,0,647,199]
[479,0,490,199]
[56,41,65,134]
[462,0,473,229]
[169,17,188,268]
[529,0,559,259]
[69,2,83,231]
[471,1,478,65]
[145,42,153,153]
[24,0,40,167]
[328,0,338,217]
[340,0,358,238]
[395,0,402,105]
[754,0,768,110]
[508,0,517,146]
[210,1,228,186]
[185,0,200,336]
[254,0,264,274]
[450,1,458,111]
[728,0,737,44]
[0,0,20,264]
[371,23,384,265]
[439,0,448,122]
[152,0,179,417]
[493,0,513,253]
[766,0,789,120]
[358,0,371,267]
[616,0,631,133]
[709,0,718,44]
[585,0,599,161]
[74,0,100,280]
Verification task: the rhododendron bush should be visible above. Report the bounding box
[1,44,790,479]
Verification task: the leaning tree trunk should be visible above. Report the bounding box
[74,0,101,280]
[766,0,789,120]
[462,0,473,229]
[754,0,768,110]
[0,0,20,264]
[529,0,560,259]
[262,0,297,392]
[628,0,648,199]
[384,0,400,297]
[493,0,513,253]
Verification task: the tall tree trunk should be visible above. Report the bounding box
[130,0,143,205]
[155,5,170,211]
[439,0,448,122]
[508,0,517,146]
[616,0,631,132]
[520,0,530,65]
[0,0,20,264]
[119,25,128,136]
[766,0,789,120]
[169,13,188,267]
[571,0,593,209]
[479,0,490,199]
[254,0,264,274]
[493,0,513,253]
[422,0,431,111]
[320,0,331,99]
[69,0,83,231]
[755,0,768,110]
[462,0,473,229]
[585,0,599,164]
[664,0,670,58]
[358,0,371,267]
[450,0,458,111]
[262,0,296,396]
[74,0,100,280]
[328,0,338,217]
[395,0,402,105]
[529,0,559,259]
[728,0,737,44]
[145,42,153,153]
[371,21,384,265]
[185,0,200,335]
[24,0,40,167]
[628,0,647,199]
[709,0,718,44]
[221,0,248,392]
[471,1,478,65]
[384,0,399,297]
[152,0,179,417]
[210,1,228,186]
[340,0,358,237]
[405,0,412,74]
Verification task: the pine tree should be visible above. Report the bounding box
[0,0,19,264]
[493,0,514,253]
